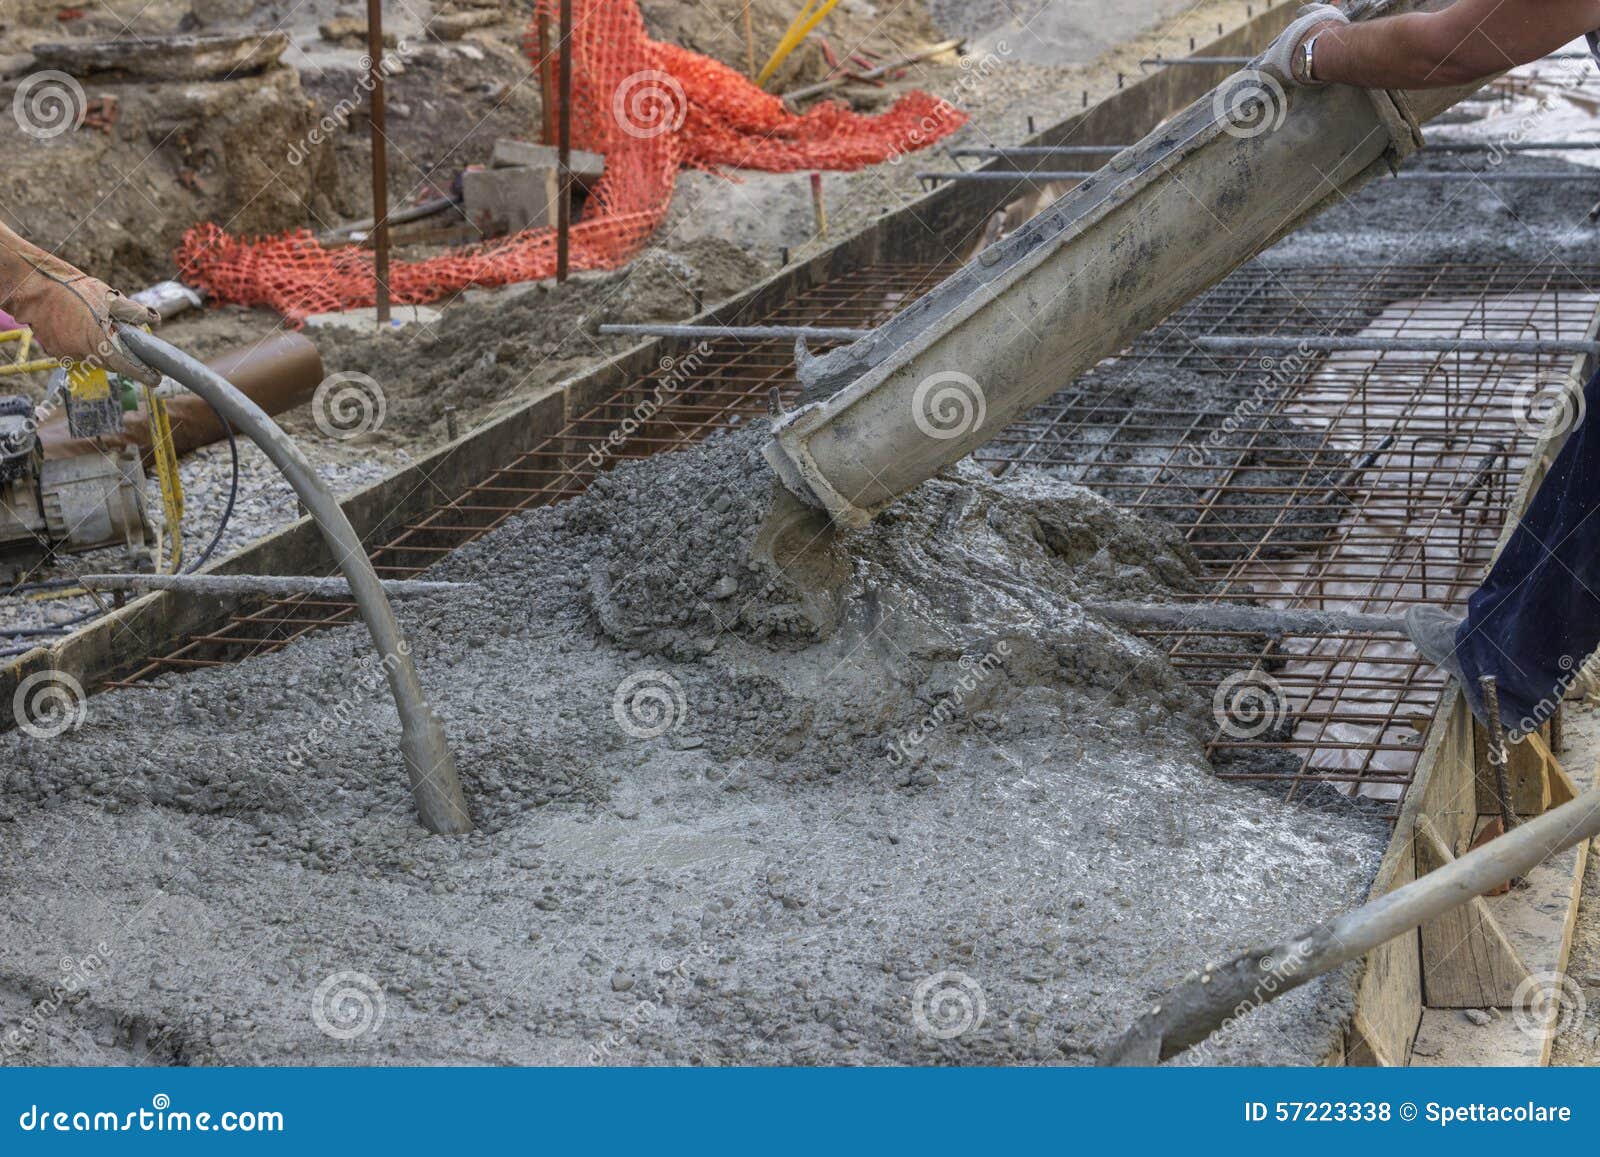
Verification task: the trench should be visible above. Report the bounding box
[976,261,1600,814]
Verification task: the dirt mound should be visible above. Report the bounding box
[0,66,334,286]
[300,236,772,444]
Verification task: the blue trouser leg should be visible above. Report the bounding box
[1455,365,1600,734]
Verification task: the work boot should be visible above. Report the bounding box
[1403,605,1489,726]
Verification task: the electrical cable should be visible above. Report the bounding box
[182,403,238,574]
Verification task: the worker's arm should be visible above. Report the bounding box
[1299,0,1600,88]
[0,220,159,383]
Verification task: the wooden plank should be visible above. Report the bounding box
[1345,699,1473,1064]
[1408,699,1600,1064]
[1415,817,1533,1008]
[1412,839,1587,1065]
[1526,730,1580,807]
[1473,721,1553,817]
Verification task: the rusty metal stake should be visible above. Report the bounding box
[555,0,573,283]
[810,172,828,238]
[366,0,391,324]
[1479,674,1519,838]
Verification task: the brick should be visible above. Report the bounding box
[490,138,605,183]
[461,166,561,235]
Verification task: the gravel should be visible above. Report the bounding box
[0,426,1385,1065]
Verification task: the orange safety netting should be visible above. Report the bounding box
[176,0,966,322]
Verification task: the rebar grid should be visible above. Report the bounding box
[107,263,951,686]
[976,260,1600,812]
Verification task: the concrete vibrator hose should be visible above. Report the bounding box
[118,326,473,835]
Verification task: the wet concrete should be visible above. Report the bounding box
[4,81,1596,1067]
[0,427,1383,1065]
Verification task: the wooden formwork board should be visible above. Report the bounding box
[1344,299,1600,1067]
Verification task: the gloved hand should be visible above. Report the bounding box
[1259,3,1349,87]
[0,223,161,385]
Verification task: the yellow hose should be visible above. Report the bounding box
[757,0,844,87]
[143,383,184,574]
